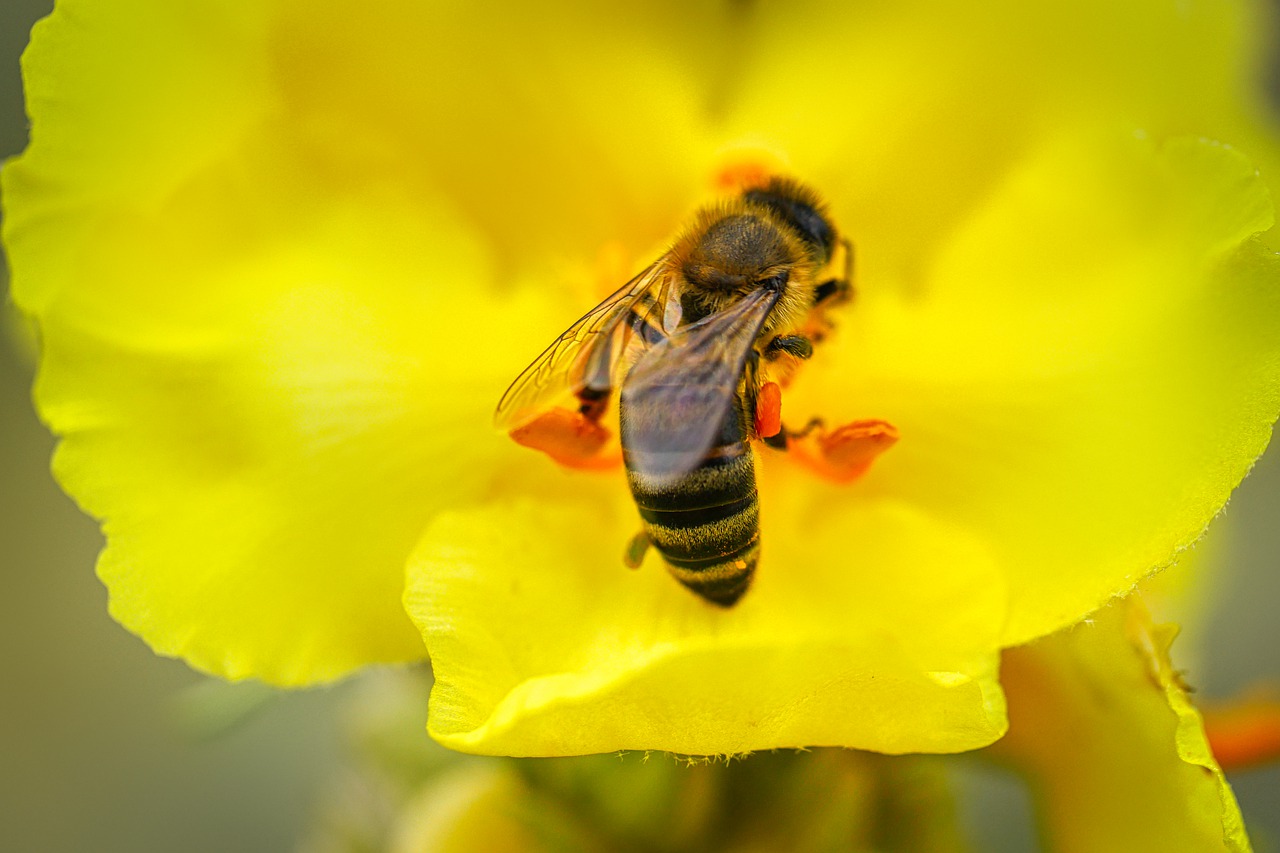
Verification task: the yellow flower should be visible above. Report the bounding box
[4,0,1279,793]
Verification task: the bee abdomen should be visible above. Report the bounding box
[663,541,760,607]
[637,494,757,561]
[629,442,760,607]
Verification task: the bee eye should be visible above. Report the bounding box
[760,271,789,292]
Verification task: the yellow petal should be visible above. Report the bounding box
[407,490,1007,756]
[0,0,727,683]
[991,597,1250,852]
[787,133,1280,647]
[718,0,1273,271]
[256,0,740,264]
[31,188,549,683]
[4,2,274,315]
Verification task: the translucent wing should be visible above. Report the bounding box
[494,261,670,430]
[620,287,781,482]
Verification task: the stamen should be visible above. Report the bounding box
[712,148,786,193]
[509,408,620,471]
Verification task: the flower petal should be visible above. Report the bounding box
[1,0,732,683]
[407,489,1008,756]
[256,0,738,263]
[28,188,551,683]
[991,597,1250,852]
[718,0,1273,268]
[787,133,1280,647]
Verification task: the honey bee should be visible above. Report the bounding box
[495,177,854,606]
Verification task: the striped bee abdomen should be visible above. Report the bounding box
[621,394,760,606]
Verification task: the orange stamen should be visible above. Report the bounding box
[789,419,900,483]
[509,408,621,471]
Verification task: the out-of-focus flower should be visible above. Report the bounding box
[991,596,1250,852]
[3,0,1279,805]
[389,751,969,853]
[299,670,974,853]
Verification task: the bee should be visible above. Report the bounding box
[495,177,854,606]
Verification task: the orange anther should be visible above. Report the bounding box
[790,419,900,483]
[755,382,783,438]
[509,408,621,471]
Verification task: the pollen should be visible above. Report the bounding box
[712,148,786,193]
[755,382,783,438]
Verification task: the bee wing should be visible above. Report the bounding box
[494,261,670,430]
[621,287,781,482]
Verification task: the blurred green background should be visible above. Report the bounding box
[1,1,1277,850]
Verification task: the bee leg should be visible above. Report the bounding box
[764,334,814,361]
[812,279,846,306]
[771,417,899,483]
[812,238,856,308]
[508,407,622,471]
[623,529,651,569]
[761,416,818,449]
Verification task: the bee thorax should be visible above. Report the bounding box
[681,214,795,293]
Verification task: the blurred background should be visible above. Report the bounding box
[1,1,1278,850]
